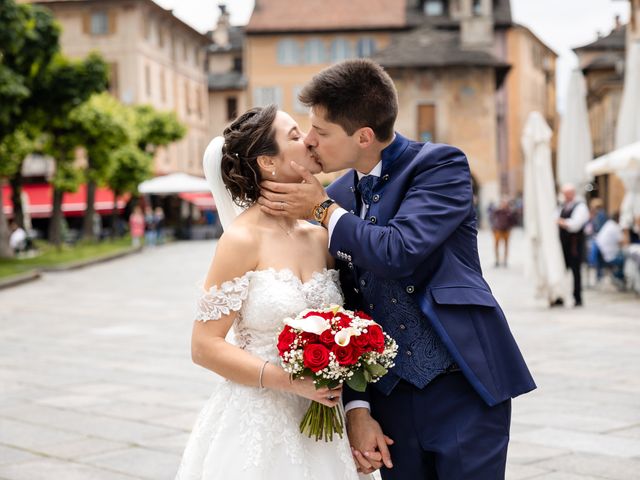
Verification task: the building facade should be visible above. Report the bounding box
[207,4,248,139]
[574,19,626,211]
[237,0,556,213]
[21,0,211,176]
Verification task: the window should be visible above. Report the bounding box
[472,0,482,15]
[357,37,376,57]
[423,0,445,16]
[293,86,308,114]
[185,81,191,114]
[233,56,242,72]
[145,65,151,97]
[253,87,283,107]
[90,11,109,35]
[160,69,166,102]
[277,39,300,65]
[331,38,352,62]
[107,62,119,98]
[226,96,238,121]
[196,86,202,118]
[304,39,326,64]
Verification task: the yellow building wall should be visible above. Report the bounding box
[245,32,392,131]
[25,0,210,177]
[505,27,557,196]
[391,68,499,213]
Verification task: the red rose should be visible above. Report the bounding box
[277,326,297,355]
[331,343,360,366]
[351,332,369,349]
[319,329,335,346]
[355,310,373,321]
[335,313,352,328]
[303,343,331,372]
[368,325,385,353]
[301,331,319,345]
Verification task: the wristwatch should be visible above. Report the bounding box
[313,199,336,224]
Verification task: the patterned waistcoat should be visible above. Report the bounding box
[356,270,454,395]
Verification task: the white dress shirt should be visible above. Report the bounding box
[327,161,382,413]
[558,201,589,233]
[595,219,623,262]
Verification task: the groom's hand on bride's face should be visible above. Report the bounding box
[258,162,328,220]
[347,409,394,472]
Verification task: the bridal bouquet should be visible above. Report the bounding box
[277,305,398,441]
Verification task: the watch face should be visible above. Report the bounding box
[313,206,324,221]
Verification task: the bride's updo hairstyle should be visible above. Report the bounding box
[221,104,279,207]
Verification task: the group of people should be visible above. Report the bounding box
[556,183,640,306]
[128,205,165,248]
[174,59,535,480]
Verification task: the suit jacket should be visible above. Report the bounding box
[327,133,536,407]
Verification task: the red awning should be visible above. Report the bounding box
[178,192,216,210]
[2,183,129,218]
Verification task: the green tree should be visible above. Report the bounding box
[0,0,60,142]
[0,130,32,258]
[70,92,130,240]
[106,145,152,237]
[37,54,108,244]
[133,105,186,155]
[0,0,60,255]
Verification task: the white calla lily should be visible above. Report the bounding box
[334,327,357,347]
[284,315,330,335]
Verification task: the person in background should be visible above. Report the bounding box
[585,198,608,272]
[129,206,145,248]
[154,206,165,245]
[557,183,590,306]
[8,219,27,254]
[490,197,516,267]
[594,212,625,285]
[144,206,157,247]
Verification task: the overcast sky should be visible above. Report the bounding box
[154,0,631,111]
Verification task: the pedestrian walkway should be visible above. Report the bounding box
[0,230,638,479]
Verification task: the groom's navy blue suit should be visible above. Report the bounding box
[327,133,535,479]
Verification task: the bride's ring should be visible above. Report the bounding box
[280,202,285,210]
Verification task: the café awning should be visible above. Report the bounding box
[2,183,128,218]
[138,173,211,194]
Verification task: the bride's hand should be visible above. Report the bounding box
[288,377,343,408]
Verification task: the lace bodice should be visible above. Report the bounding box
[197,268,343,362]
[178,268,363,480]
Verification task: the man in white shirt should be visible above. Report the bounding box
[9,220,27,254]
[557,184,589,306]
[595,213,625,282]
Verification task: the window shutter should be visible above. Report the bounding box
[82,11,90,34]
[108,9,117,35]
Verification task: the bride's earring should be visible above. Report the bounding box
[272,170,276,176]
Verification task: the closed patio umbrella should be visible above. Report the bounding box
[557,69,593,190]
[522,112,571,304]
[614,40,640,228]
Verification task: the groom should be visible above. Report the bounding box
[259,59,535,479]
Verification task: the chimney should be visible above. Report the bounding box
[614,14,622,30]
[460,0,494,50]
[213,3,230,47]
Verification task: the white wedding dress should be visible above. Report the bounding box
[175,268,366,480]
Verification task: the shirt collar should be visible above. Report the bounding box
[356,133,397,180]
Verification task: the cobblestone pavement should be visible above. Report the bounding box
[0,229,638,479]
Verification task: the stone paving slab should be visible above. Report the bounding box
[0,229,638,479]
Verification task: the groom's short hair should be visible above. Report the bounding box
[299,59,398,142]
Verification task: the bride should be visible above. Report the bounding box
[175,105,366,479]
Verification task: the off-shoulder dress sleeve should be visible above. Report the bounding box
[195,275,250,322]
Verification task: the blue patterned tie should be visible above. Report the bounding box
[357,175,378,207]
